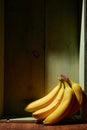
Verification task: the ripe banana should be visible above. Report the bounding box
[68,80,83,106]
[32,82,64,120]
[43,81,74,125]
[64,86,79,118]
[67,80,83,116]
[59,74,83,106]
[25,80,62,112]
[25,74,83,125]
[58,75,83,117]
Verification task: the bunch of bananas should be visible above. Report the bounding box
[25,74,83,125]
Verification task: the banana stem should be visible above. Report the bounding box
[59,74,68,81]
[58,74,71,87]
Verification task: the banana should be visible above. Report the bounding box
[32,82,64,120]
[64,86,79,118]
[25,74,83,125]
[68,80,83,106]
[43,81,74,125]
[67,80,83,117]
[59,89,75,122]
[58,74,83,106]
[58,75,83,117]
[25,80,62,112]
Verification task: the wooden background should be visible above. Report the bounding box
[0,0,82,118]
[0,0,4,118]
[0,122,87,130]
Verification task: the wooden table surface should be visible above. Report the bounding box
[0,122,87,130]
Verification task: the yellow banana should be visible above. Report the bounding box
[64,85,78,118]
[67,80,83,117]
[68,80,83,106]
[43,81,74,125]
[32,82,64,120]
[58,74,83,106]
[25,80,62,112]
[59,87,75,122]
[68,94,81,117]
[58,75,83,117]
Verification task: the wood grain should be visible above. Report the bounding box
[0,0,4,117]
[4,0,45,118]
[45,0,81,93]
[3,0,83,119]
[0,123,87,130]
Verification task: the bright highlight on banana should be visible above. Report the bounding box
[25,74,83,125]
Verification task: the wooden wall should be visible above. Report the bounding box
[4,0,45,118]
[45,0,81,93]
[4,0,82,118]
[0,0,4,118]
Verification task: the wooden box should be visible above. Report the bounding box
[0,0,86,122]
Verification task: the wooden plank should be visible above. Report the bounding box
[45,0,81,93]
[0,0,4,118]
[0,123,87,130]
[4,0,45,118]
